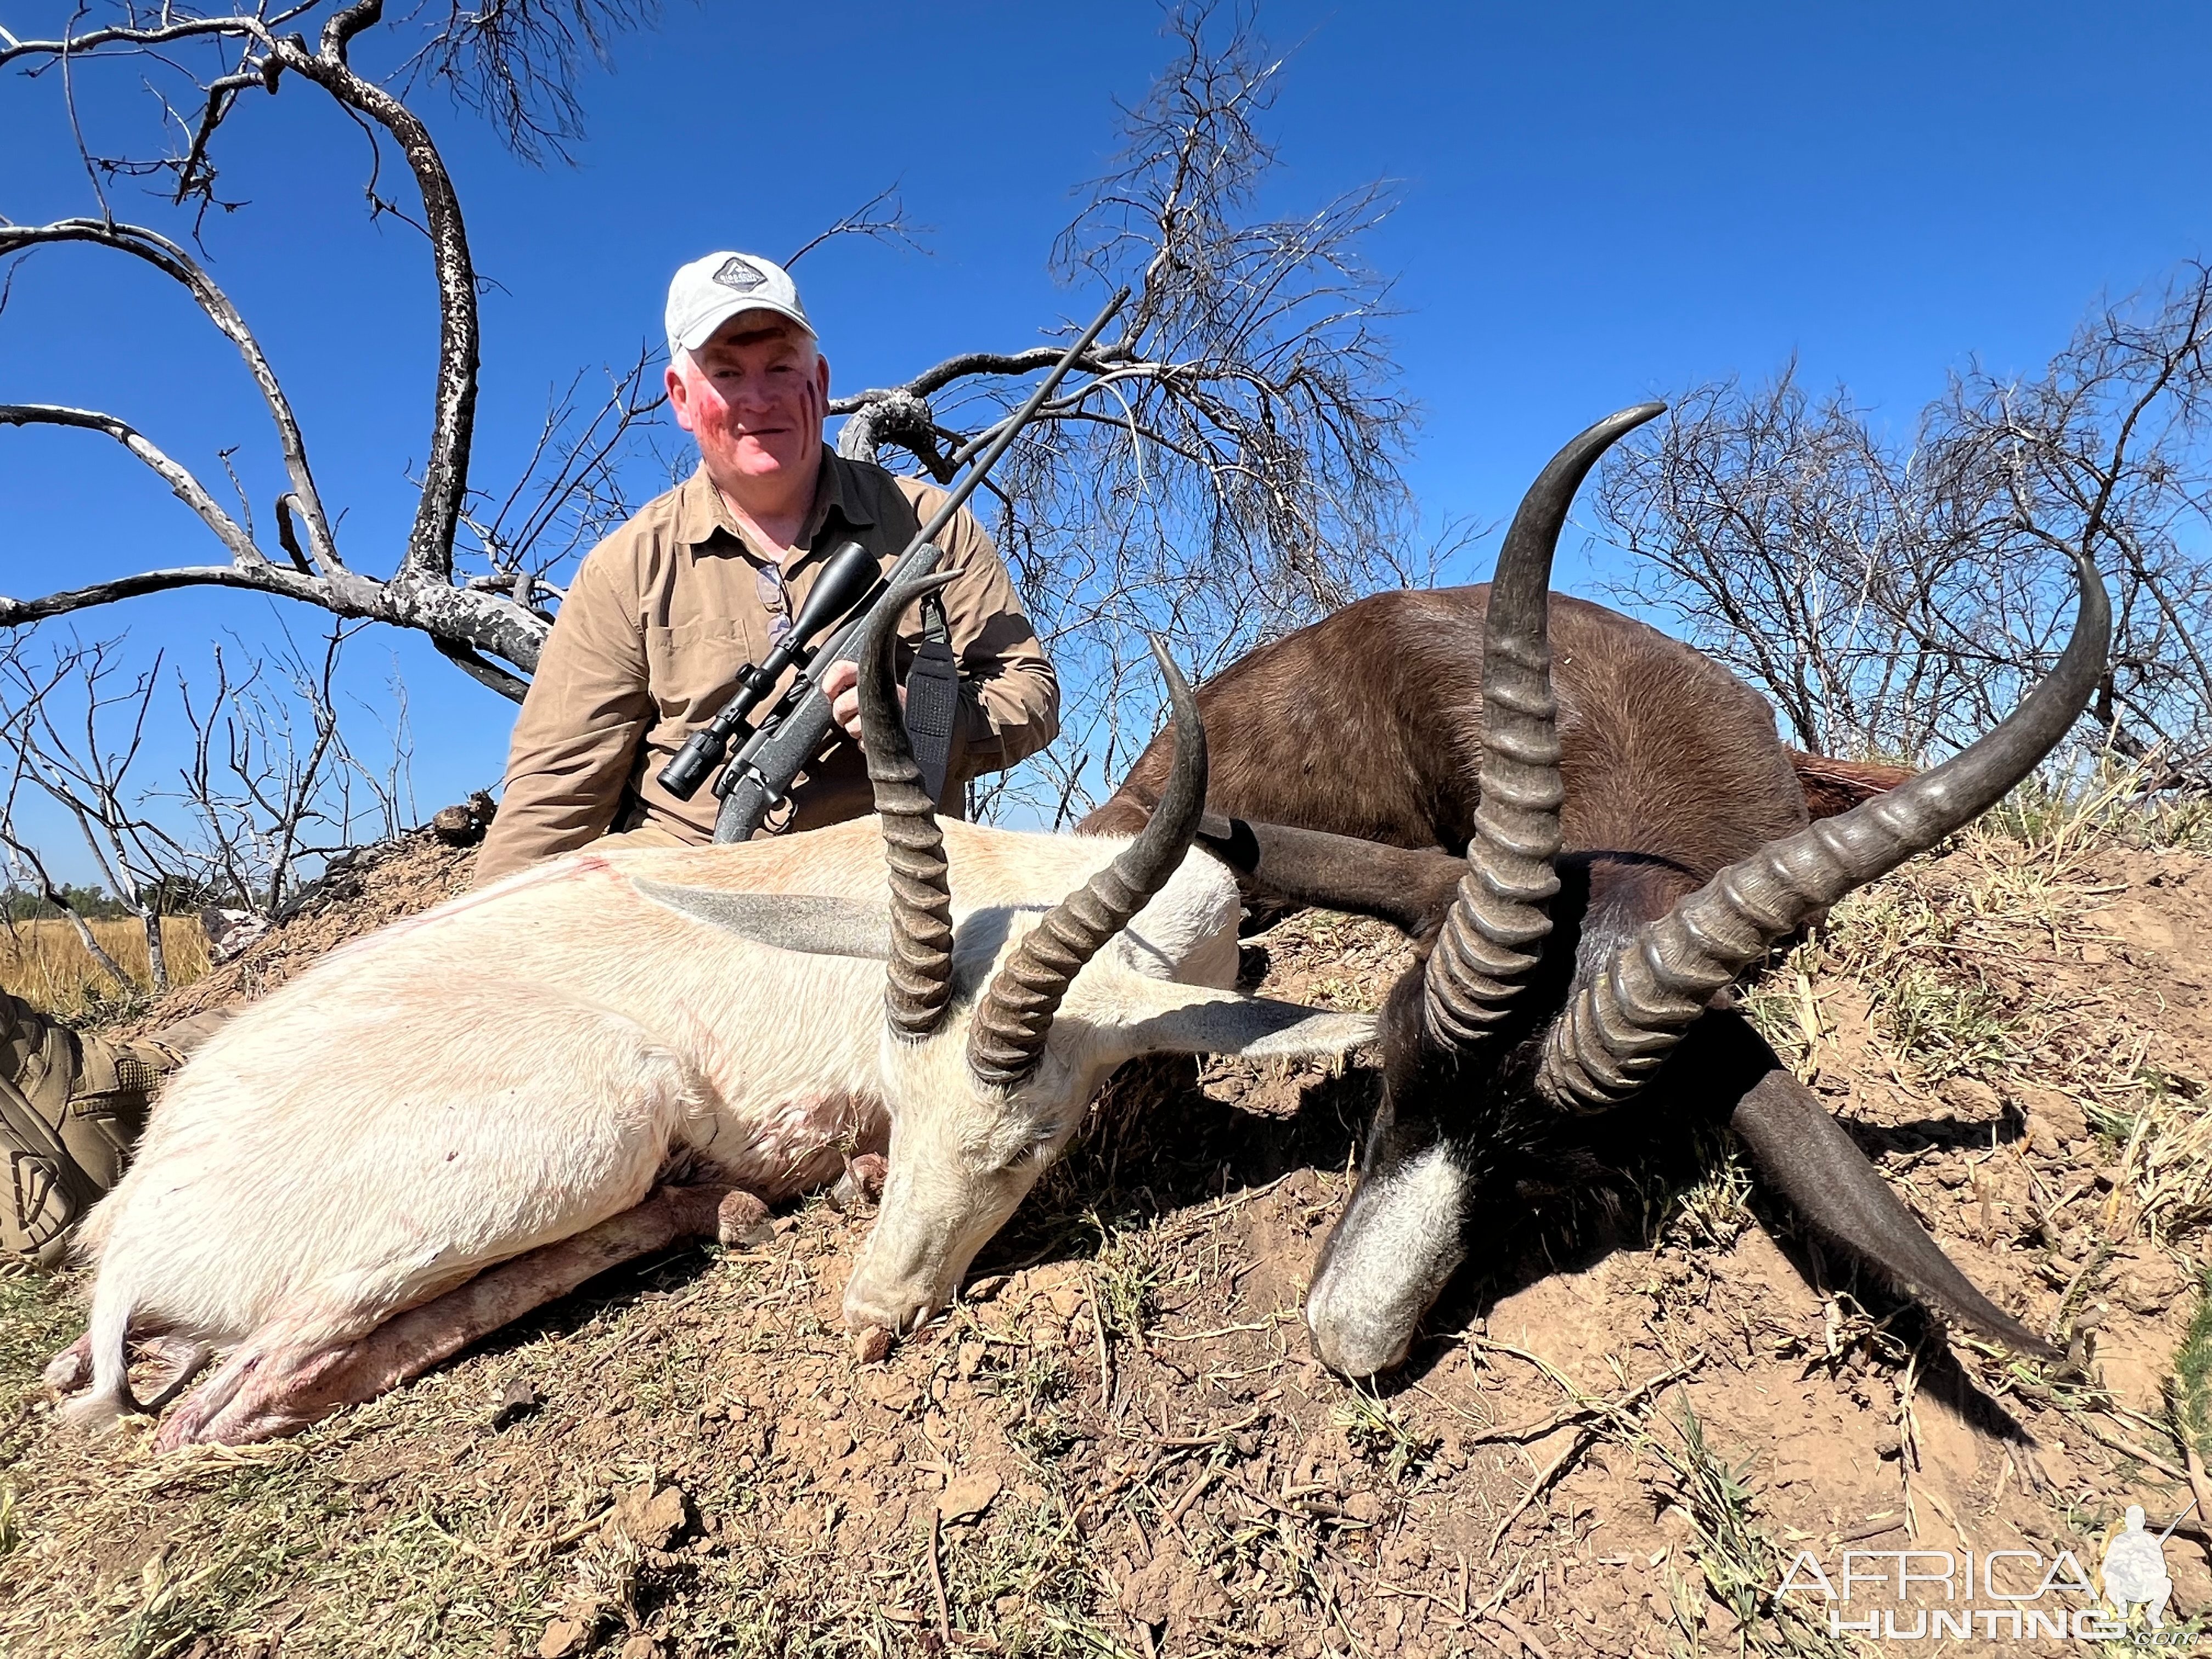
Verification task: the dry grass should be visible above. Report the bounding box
[0,917,210,1020]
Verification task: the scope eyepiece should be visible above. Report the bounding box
[658,726,727,799]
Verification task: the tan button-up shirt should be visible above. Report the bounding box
[475,449,1058,883]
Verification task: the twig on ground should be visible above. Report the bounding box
[928,1509,952,1642]
[2050,1242,2115,1336]
[1156,1407,1267,1449]
[1421,1357,1702,1449]
[1486,1426,1599,1559]
[2080,1413,2193,1485]
[1469,1339,1581,1398]
[1833,1513,1908,1543]
[1166,1464,1218,1526]
[1089,1273,1113,1419]
[1489,1606,1557,1659]
[1478,1356,1703,1558]
[2185,1441,2212,1570]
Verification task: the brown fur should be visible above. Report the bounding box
[1082,586,1812,884]
[1088,584,2051,1371]
[1787,751,1916,819]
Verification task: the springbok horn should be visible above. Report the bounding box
[1423,402,1666,1047]
[1685,1006,2058,1357]
[860,571,960,1040]
[1731,1059,2060,1358]
[968,639,1206,1087]
[1540,545,2112,1113]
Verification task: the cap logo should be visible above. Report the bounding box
[713,257,767,292]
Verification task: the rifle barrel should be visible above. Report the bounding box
[904,286,1129,549]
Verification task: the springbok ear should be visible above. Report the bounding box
[631,879,891,960]
[1111,979,1376,1062]
[1195,815,1464,938]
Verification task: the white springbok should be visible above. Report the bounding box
[54,577,1372,1446]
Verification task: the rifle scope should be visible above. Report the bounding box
[656,538,882,800]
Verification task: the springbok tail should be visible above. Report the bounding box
[56,1272,148,1430]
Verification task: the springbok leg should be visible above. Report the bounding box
[155,1183,767,1450]
[43,1335,92,1393]
[46,1331,208,1402]
[828,1152,888,1211]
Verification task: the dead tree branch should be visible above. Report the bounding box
[171,624,413,915]
[0,639,199,988]
[838,6,1420,817]
[1,1,657,696]
[1598,264,2212,780]
[786,182,932,269]
[6,2,1420,793]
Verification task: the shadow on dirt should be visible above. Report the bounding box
[973,1056,1382,1279]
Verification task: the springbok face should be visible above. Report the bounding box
[1295,403,2104,1378]
[638,572,1375,1346]
[846,912,1368,1336]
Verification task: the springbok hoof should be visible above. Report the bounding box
[715,1190,770,1246]
[829,1154,888,1212]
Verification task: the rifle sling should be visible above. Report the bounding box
[903,591,961,806]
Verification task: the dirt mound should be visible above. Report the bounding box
[6,811,2212,1657]
[103,828,479,1042]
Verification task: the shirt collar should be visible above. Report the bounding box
[809,448,878,538]
[677,446,878,562]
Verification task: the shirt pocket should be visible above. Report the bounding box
[642,617,752,740]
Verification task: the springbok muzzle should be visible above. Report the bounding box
[1305,1146,1469,1378]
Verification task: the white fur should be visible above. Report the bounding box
[66,819,1372,1429]
[1304,1144,1468,1378]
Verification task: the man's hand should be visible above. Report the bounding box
[817,658,903,746]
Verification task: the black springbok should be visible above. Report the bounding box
[1085,404,2099,1375]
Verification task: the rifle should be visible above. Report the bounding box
[654,285,1128,844]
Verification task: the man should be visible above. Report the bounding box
[475,250,1058,879]
[1,251,1059,1268]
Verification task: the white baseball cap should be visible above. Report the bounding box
[664,251,814,358]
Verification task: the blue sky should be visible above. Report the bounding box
[4,2,2210,875]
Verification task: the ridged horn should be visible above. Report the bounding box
[860,571,959,1040]
[1731,1058,2059,1358]
[968,639,1206,1087]
[1539,546,2112,1112]
[1423,402,1666,1047]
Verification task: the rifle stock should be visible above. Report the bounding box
[710,541,947,841]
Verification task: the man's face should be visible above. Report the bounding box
[667,315,830,493]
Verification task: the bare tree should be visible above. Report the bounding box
[0,624,416,992]
[1596,264,2212,781]
[0,0,665,699]
[838,9,1426,816]
[3,3,1423,819]
[171,625,417,917]
[0,639,198,989]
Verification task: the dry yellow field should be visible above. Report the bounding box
[0,914,209,1018]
